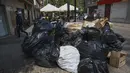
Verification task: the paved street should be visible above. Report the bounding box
[112,23,130,68]
[0,23,130,73]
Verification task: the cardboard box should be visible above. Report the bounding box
[109,51,127,68]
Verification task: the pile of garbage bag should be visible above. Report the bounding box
[21,18,125,73]
[101,22,125,51]
[33,43,60,68]
[78,58,109,73]
[22,20,59,68]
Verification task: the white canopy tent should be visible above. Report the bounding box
[40,4,59,12]
[59,3,79,11]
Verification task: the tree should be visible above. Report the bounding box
[44,0,66,7]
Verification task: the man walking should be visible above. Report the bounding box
[16,10,28,37]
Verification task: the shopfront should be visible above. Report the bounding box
[110,1,128,22]
[97,0,128,22]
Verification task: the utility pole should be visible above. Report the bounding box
[74,0,76,22]
[67,0,70,22]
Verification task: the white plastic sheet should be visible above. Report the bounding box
[57,46,80,73]
[40,4,59,12]
[59,3,79,11]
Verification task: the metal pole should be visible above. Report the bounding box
[84,0,86,12]
[47,0,48,4]
[74,0,76,22]
[67,0,70,22]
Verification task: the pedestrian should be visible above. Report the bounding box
[15,10,28,37]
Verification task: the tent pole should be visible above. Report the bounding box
[67,0,70,22]
[74,0,76,22]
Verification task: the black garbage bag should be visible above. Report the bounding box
[115,33,125,43]
[101,22,125,51]
[101,29,123,51]
[54,24,65,45]
[65,30,82,47]
[82,27,101,41]
[78,58,109,73]
[32,20,53,35]
[21,31,54,57]
[33,43,60,68]
[76,41,106,61]
[55,28,82,47]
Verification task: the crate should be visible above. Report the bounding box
[109,51,127,68]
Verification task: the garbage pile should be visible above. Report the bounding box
[21,18,125,73]
[22,20,59,68]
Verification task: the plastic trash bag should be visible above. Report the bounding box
[33,43,60,68]
[32,20,53,35]
[76,41,106,61]
[101,29,124,51]
[21,31,54,57]
[115,33,125,43]
[55,28,82,47]
[78,58,109,73]
[82,27,101,41]
[57,46,80,73]
[101,22,125,51]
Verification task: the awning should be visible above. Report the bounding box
[59,3,79,11]
[97,0,121,5]
[40,4,59,12]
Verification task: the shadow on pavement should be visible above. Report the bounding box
[0,36,35,73]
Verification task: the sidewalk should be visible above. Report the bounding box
[0,22,130,73]
[112,22,130,28]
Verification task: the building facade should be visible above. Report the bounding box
[0,0,43,37]
[85,0,99,14]
[110,0,129,23]
[85,0,130,23]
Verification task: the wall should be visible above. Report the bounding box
[5,6,16,34]
[0,6,8,36]
[1,0,24,8]
[87,8,89,14]
[98,5,105,17]
[1,0,25,35]
[110,2,128,22]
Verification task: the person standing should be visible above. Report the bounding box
[15,10,28,37]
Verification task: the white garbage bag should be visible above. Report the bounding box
[57,46,80,73]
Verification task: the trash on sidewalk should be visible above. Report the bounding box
[22,20,59,68]
[21,18,126,73]
[78,58,109,73]
[21,31,54,57]
[57,46,80,73]
[64,22,83,32]
[76,40,106,61]
[83,17,113,29]
[82,27,101,41]
[33,43,60,68]
[55,28,82,47]
[32,20,54,35]
[101,22,125,51]
[109,51,127,68]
